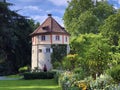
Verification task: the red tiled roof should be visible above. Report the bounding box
[30,14,70,36]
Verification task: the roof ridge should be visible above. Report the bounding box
[32,17,51,34]
[30,15,70,36]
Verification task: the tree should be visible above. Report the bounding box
[63,0,94,35]
[70,34,110,79]
[86,35,110,78]
[62,54,78,70]
[72,11,99,35]
[63,0,115,36]
[0,2,38,74]
[93,1,116,22]
[99,13,120,46]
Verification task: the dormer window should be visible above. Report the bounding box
[56,35,60,41]
[41,35,45,41]
[42,26,49,30]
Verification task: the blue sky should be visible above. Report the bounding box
[7,0,120,26]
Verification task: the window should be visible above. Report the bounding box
[65,36,67,42]
[42,26,49,30]
[46,48,50,53]
[56,35,60,41]
[41,35,45,41]
[39,49,42,53]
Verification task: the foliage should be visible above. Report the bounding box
[70,34,110,78]
[62,54,78,70]
[88,75,114,89]
[108,65,120,83]
[58,71,90,90]
[23,71,56,80]
[93,1,116,22]
[73,68,85,80]
[76,11,99,34]
[100,13,120,46]
[18,66,30,73]
[58,71,119,90]
[59,71,75,90]
[0,2,39,74]
[86,36,110,78]
[74,81,88,90]
[61,0,120,89]
[63,0,94,35]
[51,44,67,64]
[64,0,115,36]
[53,61,61,69]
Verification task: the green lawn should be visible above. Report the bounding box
[0,79,61,90]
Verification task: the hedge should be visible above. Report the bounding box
[23,71,56,79]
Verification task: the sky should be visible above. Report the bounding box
[6,0,120,26]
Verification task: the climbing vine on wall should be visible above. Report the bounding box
[51,44,67,63]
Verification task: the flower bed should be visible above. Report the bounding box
[57,71,120,90]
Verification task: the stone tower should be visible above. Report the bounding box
[30,14,70,71]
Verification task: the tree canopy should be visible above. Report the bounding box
[100,13,120,46]
[63,0,116,36]
[0,2,39,74]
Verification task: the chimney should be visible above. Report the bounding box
[48,14,52,17]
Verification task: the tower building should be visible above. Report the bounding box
[30,14,70,71]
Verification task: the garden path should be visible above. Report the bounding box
[0,76,20,80]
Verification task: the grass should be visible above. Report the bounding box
[6,74,23,78]
[0,79,61,90]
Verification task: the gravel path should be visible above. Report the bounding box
[0,76,20,80]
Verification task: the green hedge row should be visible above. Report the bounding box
[23,71,56,79]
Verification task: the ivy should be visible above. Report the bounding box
[51,44,67,63]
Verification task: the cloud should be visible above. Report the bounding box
[54,16,64,26]
[111,0,120,4]
[116,0,120,4]
[114,5,119,9]
[48,0,68,6]
[17,0,42,3]
[31,15,47,24]
[108,0,120,9]
[117,0,120,4]
[24,6,42,11]
[46,9,65,14]
[109,0,120,4]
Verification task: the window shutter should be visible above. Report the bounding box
[43,48,46,53]
[50,48,53,53]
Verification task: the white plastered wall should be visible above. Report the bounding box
[38,44,52,71]
[52,35,62,44]
[31,45,38,70]
[38,35,51,44]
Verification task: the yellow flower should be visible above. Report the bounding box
[77,81,87,90]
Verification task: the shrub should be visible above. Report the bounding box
[89,75,114,89]
[73,68,85,80]
[53,61,61,69]
[109,65,120,83]
[23,71,56,80]
[19,66,29,73]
